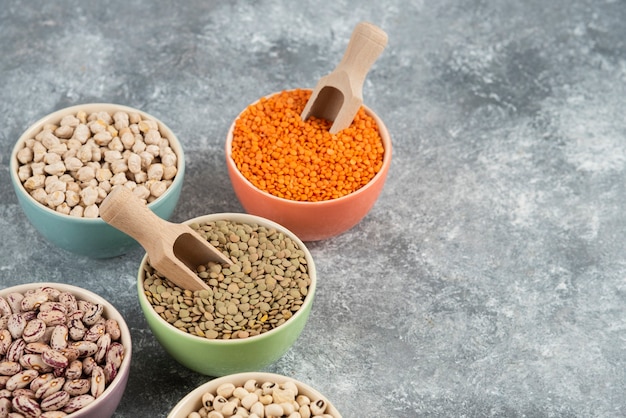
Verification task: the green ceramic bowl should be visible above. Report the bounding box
[9,103,185,258]
[136,213,317,377]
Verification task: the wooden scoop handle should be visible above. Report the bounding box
[334,22,388,88]
[100,186,169,248]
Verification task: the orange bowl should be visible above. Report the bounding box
[225,90,392,241]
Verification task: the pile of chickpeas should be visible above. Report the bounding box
[15,109,178,218]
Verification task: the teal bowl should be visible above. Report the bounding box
[9,103,185,258]
[137,213,317,377]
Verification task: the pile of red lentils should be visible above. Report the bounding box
[230,89,385,202]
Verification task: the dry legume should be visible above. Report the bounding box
[142,220,311,340]
[15,109,178,217]
[186,378,335,418]
[0,286,126,416]
[231,89,385,202]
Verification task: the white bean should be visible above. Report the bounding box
[65,190,80,207]
[110,172,127,185]
[44,162,66,176]
[147,163,164,181]
[24,175,45,190]
[17,146,33,164]
[40,131,61,150]
[33,141,47,162]
[60,114,80,127]
[132,138,146,153]
[46,191,65,208]
[139,151,154,169]
[69,206,84,217]
[265,403,283,416]
[56,203,71,215]
[95,168,113,182]
[144,129,161,145]
[89,119,106,134]
[72,124,90,143]
[83,204,99,218]
[161,151,177,167]
[113,111,129,130]
[16,109,178,218]
[120,131,135,149]
[108,136,123,152]
[145,144,160,157]
[80,187,98,206]
[76,144,93,162]
[76,166,96,183]
[299,405,311,418]
[43,152,62,165]
[132,185,150,201]
[45,179,66,194]
[65,157,83,172]
[149,181,167,198]
[31,162,46,176]
[104,150,122,163]
[31,188,48,204]
[18,165,32,182]
[127,153,142,174]
[55,125,74,139]
[110,159,128,175]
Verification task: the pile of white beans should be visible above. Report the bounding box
[15,109,178,218]
[187,379,335,418]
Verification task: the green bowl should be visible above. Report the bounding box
[136,213,317,377]
[9,103,185,258]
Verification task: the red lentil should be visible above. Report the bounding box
[231,89,385,202]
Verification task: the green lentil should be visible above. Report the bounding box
[142,220,311,340]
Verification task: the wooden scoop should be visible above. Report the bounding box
[301,21,388,134]
[100,186,231,291]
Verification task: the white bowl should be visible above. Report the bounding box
[168,372,341,418]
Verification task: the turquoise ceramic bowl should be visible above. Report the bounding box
[137,213,317,377]
[9,104,185,258]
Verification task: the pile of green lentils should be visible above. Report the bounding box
[142,220,311,340]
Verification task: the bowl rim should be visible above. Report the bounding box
[0,281,132,417]
[224,89,392,207]
[137,212,317,345]
[9,103,186,223]
[167,371,342,418]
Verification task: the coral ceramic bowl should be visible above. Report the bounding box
[225,89,392,241]
[137,213,317,377]
[167,372,341,417]
[0,282,132,418]
[9,103,185,258]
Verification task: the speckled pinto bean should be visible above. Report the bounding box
[0,286,126,416]
[185,379,336,418]
[15,109,179,217]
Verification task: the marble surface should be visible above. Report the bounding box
[1,0,626,416]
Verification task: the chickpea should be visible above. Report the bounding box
[16,109,178,217]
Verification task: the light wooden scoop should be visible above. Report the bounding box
[100,186,231,292]
[301,21,388,134]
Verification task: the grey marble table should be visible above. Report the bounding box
[1,1,625,417]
